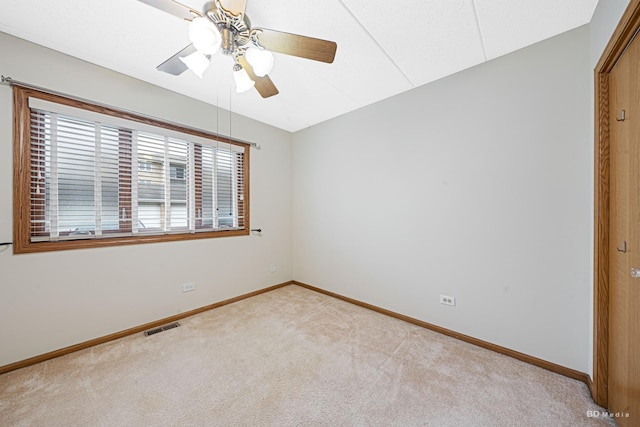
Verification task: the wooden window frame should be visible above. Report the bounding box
[12,86,250,254]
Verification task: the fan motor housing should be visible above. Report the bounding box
[204,0,251,53]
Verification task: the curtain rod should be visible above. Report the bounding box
[0,75,260,149]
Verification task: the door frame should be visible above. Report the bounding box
[593,0,640,408]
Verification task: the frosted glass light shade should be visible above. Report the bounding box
[233,64,255,93]
[189,17,221,55]
[245,48,274,77]
[179,51,210,79]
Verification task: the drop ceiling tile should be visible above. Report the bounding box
[474,0,599,60]
[260,56,363,130]
[339,0,487,86]
[242,0,413,106]
[0,0,190,85]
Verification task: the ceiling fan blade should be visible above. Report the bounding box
[253,28,337,63]
[218,0,247,16]
[137,0,200,20]
[237,56,279,98]
[157,44,197,75]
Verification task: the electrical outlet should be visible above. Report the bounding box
[182,282,196,293]
[440,295,455,306]
[271,263,277,273]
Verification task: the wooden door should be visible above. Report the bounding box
[608,30,640,425]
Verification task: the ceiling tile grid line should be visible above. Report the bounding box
[336,0,415,87]
[470,0,489,61]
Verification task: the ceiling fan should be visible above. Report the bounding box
[138,0,338,98]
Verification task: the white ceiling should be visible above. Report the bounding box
[0,0,598,132]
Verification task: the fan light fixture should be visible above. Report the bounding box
[233,63,255,93]
[146,0,337,98]
[245,47,274,77]
[179,51,210,79]
[188,17,221,55]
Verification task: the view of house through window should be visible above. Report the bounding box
[13,86,249,253]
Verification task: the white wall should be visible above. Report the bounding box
[0,33,293,367]
[292,26,592,371]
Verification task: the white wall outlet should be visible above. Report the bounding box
[271,263,277,273]
[182,282,196,293]
[440,295,455,306]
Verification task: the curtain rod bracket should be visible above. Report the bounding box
[1,75,14,86]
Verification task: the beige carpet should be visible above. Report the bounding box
[0,285,614,426]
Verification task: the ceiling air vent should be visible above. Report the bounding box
[143,322,180,337]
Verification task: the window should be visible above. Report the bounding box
[170,164,186,180]
[13,86,250,253]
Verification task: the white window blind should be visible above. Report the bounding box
[28,101,246,243]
